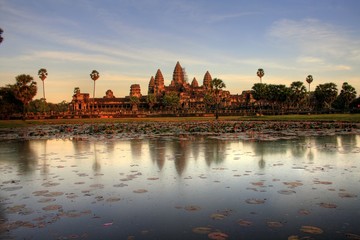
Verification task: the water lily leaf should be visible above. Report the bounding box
[238,219,252,227]
[339,192,358,198]
[318,202,337,209]
[210,213,226,220]
[345,233,360,240]
[245,198,265,204]
[133,189,148,193]
[278,189,296,195]
[192,227,212,234]
[42,204,63,211]
[184,205,201,211]
[208,231,229,240]
[267,221,283,228]
[300,225,323,234]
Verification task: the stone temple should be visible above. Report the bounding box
[70,61,254,116]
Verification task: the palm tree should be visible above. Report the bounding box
[0,28,3,44]
[38,68,48,100]
[257,68,264,83]
[90,70,100,115]
[12,74,37,119]
[211,78,226,120]
[306,75,313,92]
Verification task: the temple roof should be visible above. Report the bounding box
[154,69,164,87]
[172,61,184,85]
[191,77,199,87]
[203,71,212,88]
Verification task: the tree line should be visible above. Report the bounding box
[1,69,359,119]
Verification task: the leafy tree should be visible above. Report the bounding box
[28,99,49,113]
[204,93,215,109]
[289,81,307,111]
[252,83,267,113]
[211,78,226,119]
[0,86,23,118]
[12,74,37,118]
[257,68,264,83]
[314,82,338,110]
[146,93,157,110]
[129,96,140,112]
[332,82,357,111]
[265,84,289,114]
[162,92,180,111]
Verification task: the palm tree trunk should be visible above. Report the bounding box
[42,80,46,100]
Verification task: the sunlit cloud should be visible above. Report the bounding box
[269,18,360,59]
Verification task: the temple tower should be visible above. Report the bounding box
[172,61,185,86]
[191,77,199,87]
[203,71,212,89]
[148,76,155,94]
[130,84,142,98]
[154,69,165,95]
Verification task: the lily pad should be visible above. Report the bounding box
[184,205,201,211]
[278,189,296,195]
[133,189,148,193]
[318,202,337,209]
[42,204,63,211]
[245,198,266,204]
[267,221,283,228]
[300,225,323,234]
[238,219,252,227]
[210,213,226,220]
[208,231,229,240]
[192,227,212,234]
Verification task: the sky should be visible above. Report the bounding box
[0,0,359,103]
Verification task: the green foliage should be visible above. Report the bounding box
[162,92,180,110]
[204,93,215,107]
[332,82,357,111]
[314,83,338,110]
[289,81,307,109]
[146,94,157,109]
[0,86,23,117]
[12,74,37,106]
[251,83,267,101]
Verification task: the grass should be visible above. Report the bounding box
[0,114,360,128]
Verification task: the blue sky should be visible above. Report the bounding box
[0,0,359,103]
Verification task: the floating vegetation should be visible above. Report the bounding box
[106,197,121,202]
[339,192,358,198]
[318,202,337,209]
[133,189,148,193]
[37,198,56,203]
[2,186,23,191]
[283,181,303,188]
[245,198,266,204]
[184,205,201,211]
[192,226,212,234]
[277,189,296,195]
[210,213,226,220]
[113,183,128,188]
[208,231,229,240]
[300,225,324,234]
[345,233,360,240]
[267,221,283,228]
[42,204,63,211]
[298,209,311,215]
[314,180,333,185]
[238,219,253,227]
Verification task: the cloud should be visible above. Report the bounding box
[269,18,359,56]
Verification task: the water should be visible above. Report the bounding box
[0,135,359,240]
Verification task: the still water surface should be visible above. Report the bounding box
[0,135,359,239]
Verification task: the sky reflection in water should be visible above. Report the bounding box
[0,135,360,240]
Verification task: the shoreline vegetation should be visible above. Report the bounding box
[0,114,360,141]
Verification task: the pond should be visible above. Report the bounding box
[0,135,359,240]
